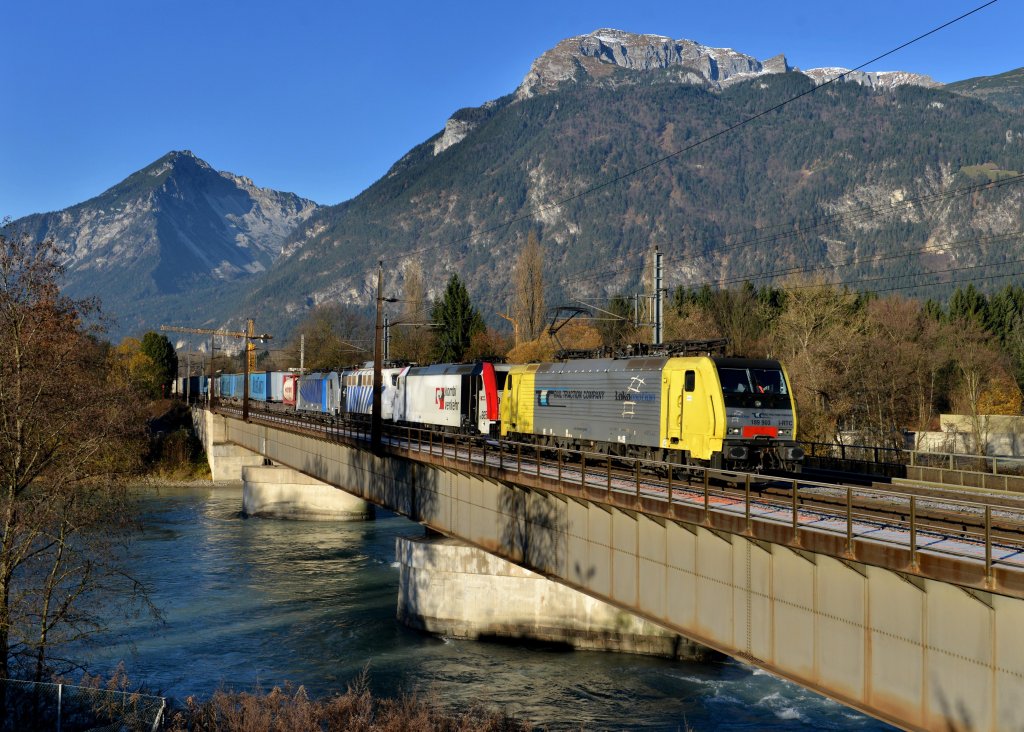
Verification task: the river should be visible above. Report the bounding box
[78,483,894,730]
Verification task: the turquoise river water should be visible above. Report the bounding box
[78,483,895,731]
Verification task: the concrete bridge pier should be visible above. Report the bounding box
[396,535,714,660]
[242,465,373,520]
[192,408,266,480]
[192,407,372,519]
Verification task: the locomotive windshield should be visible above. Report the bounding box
[717,366,791,409]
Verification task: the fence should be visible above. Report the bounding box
[0,678,165,731]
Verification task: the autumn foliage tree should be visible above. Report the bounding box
[0,224,149,682]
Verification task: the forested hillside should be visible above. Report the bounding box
[243,70,1024,337]
[946,66,1024,111]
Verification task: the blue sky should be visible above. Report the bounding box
[2,0,1020,220]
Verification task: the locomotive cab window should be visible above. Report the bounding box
[717,366,791,409]
[684,371,695,392]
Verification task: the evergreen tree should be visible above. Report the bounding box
[946,284,990,329]
[432,274,485,362]
[140,331,177,396]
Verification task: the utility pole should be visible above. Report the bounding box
[372,262,384,450]
[300,334,305,373]
[383,312,391,361]
[185,339,192,403]
[208,336,215,407]
[654,246,663,346]
[243,319,251,421]
[372,261,398,451]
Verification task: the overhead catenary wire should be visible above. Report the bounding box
[707,230,1024,288]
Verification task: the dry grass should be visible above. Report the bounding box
[165,672,535,732]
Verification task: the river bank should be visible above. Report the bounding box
[75,482,891,730]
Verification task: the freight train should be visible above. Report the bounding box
[288,362,510,435]
[205,352,801,471]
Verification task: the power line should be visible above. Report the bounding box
[384,1,999,265]
[687,174,1024,267]
[787,251,1024,293]
[569,230,1024,315]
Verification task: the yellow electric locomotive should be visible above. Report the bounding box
[500,355,802,470]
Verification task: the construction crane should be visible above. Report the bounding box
[160,319,272,422]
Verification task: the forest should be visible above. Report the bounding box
[265,229,1024,454]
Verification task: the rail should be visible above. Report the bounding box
[217,403,1024,598]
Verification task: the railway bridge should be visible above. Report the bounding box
[194,405,1024,732]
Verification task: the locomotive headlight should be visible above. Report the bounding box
[728,427,741,435]
[777,429,791,436]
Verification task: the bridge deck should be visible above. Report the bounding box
[231,404,1024,599]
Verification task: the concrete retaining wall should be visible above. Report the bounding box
[907,465,1024,493]
[396,535,712,660]
[193,408,265,481]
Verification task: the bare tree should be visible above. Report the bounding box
[512,231,545,343]
[769,278,862,443]
[285,304,372,371]
[948,318,1005,455]
[0,224,151,682]
[390,260,435,364]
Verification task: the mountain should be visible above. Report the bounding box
[234,30,1023,338]
[945,66,1024,111]
[13,151,318,334]
[16,30,1024,343]
[515,29,937,100]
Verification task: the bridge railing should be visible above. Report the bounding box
[802,440,905,465]
[214,397,1024,479]
[389,423,1024,588]
[907,448,1024,477]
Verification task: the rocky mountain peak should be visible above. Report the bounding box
[433,29,944,159]
[801,67,940,90]
[515,29,790,100]
[12,152,320,334]
[513,28,942,102]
